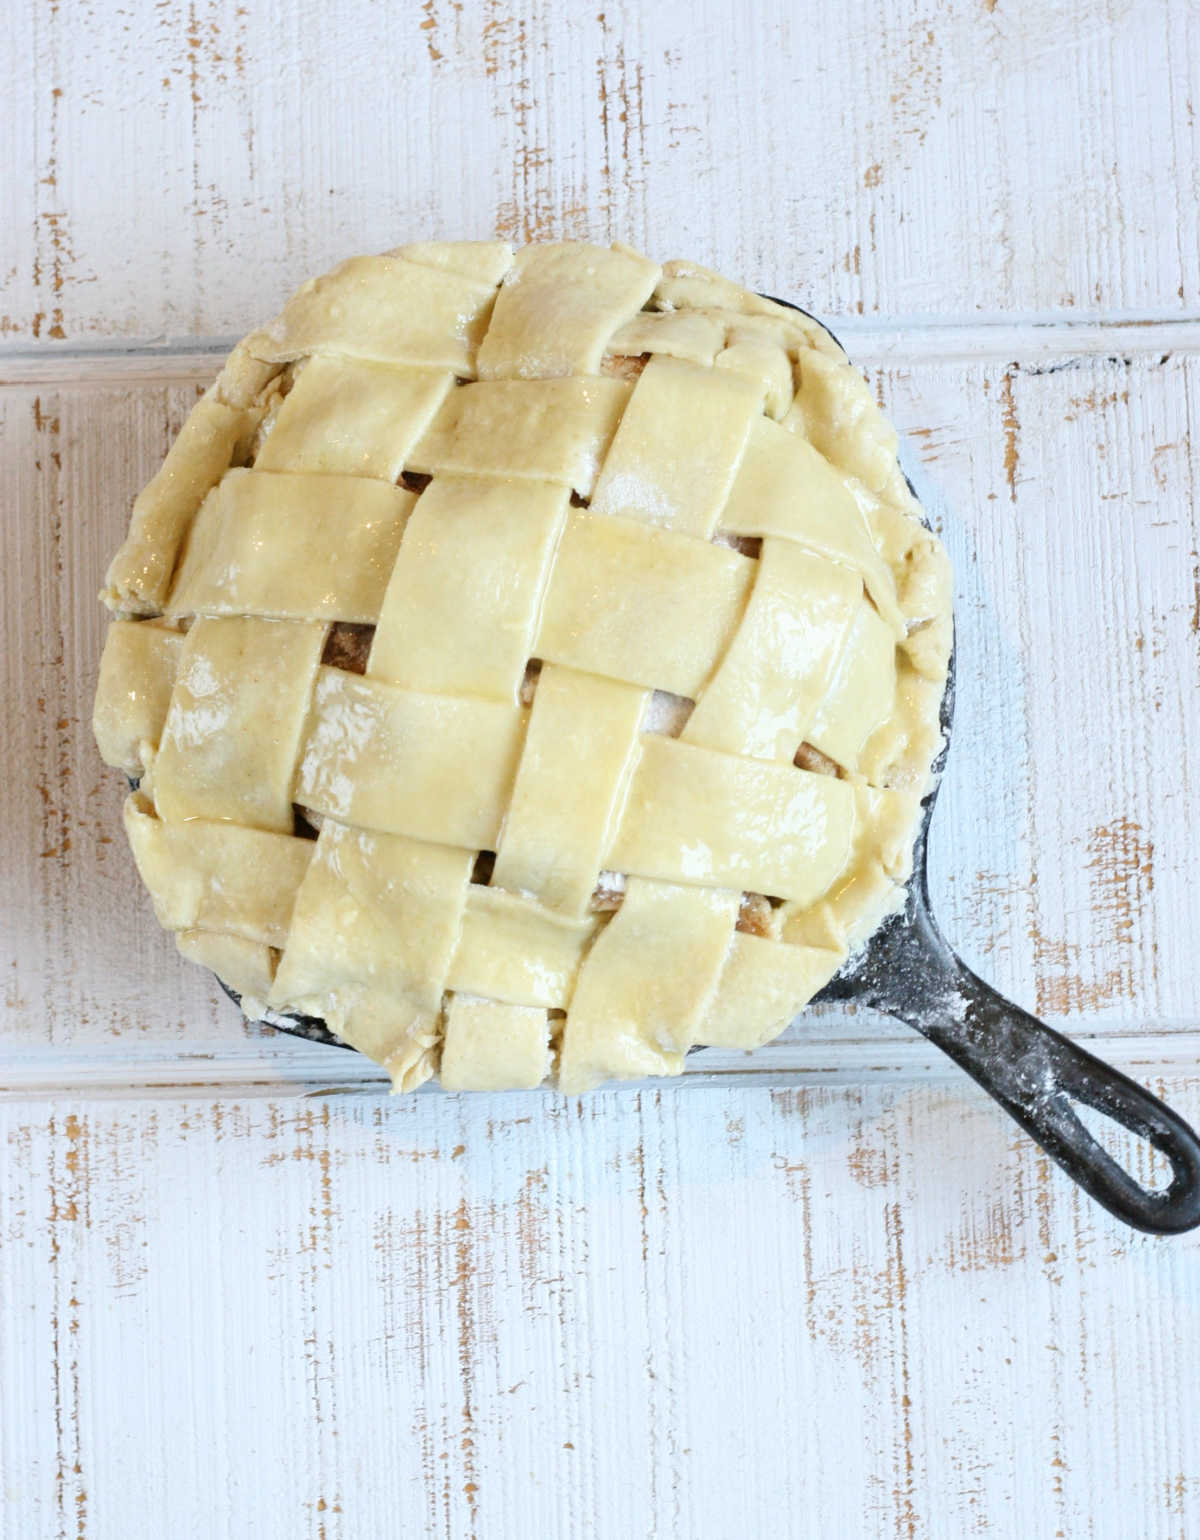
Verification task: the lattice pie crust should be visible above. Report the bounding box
[93,241,952,1093]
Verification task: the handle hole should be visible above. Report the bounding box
[1072,1099,1174,1193]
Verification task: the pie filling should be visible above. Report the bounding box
[94,240,952,1093]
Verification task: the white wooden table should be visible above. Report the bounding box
[4,3,1200,1535]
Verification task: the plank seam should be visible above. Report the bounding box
[2,314,1200,383]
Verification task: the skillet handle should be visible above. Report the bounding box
[860,903,1200,1235]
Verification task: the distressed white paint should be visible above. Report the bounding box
[5,1089,1200,1540]
[3,1,1200,1536]
[4,0,1200,341]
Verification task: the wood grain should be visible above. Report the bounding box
[4,1086,1200,1539]
[5,3,1200,1537]
[3,1,1198,343]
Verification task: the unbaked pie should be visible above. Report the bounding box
[93,240,952,1093]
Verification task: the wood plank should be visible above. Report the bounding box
[4,0,1199,343]
[891,350,1200,1037]
[3,1084,1199,1538]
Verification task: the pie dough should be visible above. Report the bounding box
[94,240,952,1094]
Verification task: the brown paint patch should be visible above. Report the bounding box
[374,1149,500,1531]
[632,1123,651,1265]
[376,1206,438,1516]
[1032,820,1150,1016]
[999,367,1020,502]
[49,1113,87,1225]
[31,87,74,339]
[1087,817,1153,953]
[769,1088,813,1121]
[1033,1153,1060,1278]
[1190,549,1200,668]
[886,17,944,161]
[481,0,519,76]
[817,1108,921,1536]
[183,0,249,105]
[488,3,590,244]
[1063,386,1128,422]
[595,11,647,225]
[847,1139,889,1189]
[452,1197,481,1530]
[863,162,883,188]
[180,2,255,251]
[515,1165,549,1306]
[1150,440,1178,491]
[946,1197,1025,1271]
[420,0,447,62]
[29,396,78,912]
[259,1107,345,1524]
[309,1494,344,1540]
[1166,1471,1196,1517]
[790,1159,816,1342]
[884,1200,920,1540]
[48,1113,90,1537]
[663,92,702,155]
[1032,927,1123,1018]
[769,1138,818,1340]
[903,423,944,465]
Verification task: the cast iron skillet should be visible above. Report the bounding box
[226,299,1200,1236]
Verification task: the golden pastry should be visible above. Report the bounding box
[94,240,952,1093]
